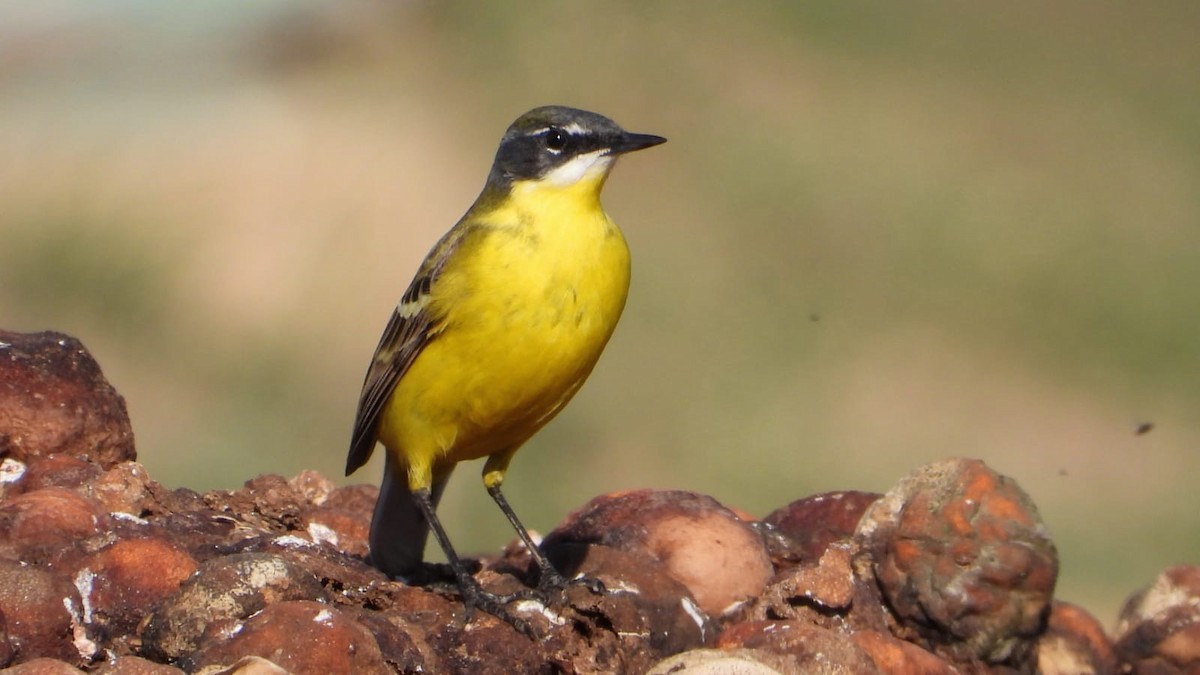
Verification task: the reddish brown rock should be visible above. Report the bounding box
[542,489,774,618]
[86,462,158,517]
[423,590,559,674]
[202,656,291,674]
[304,484,376,558]
[146,490,246,563]
[0,330,135,469]
[751,541,890,634]
[855,458,1057,669]
[0,487,107,563]
[646,647,803,673]
[1114,565,1200,673]
[540,544,714,670]
[287,470,336,505]
[388,543,714,674]
[10,455,102,494]
[343,601,439,674]
[850,630,960,674]
[715,620,883,673]
[141,552,324,661]
[0,657,85,674]
[1036,601,1117,674]
[0,606,15,667]
[92,655,186,674]
[299,507,370,557]
[186,600,387,674]
[763,490,880,565]
[320,483,378,514]
[75,537,198,641]
[206,474,306,534]
[262,533,388,601]
[0,559,83,665]
[0,329,1124,672]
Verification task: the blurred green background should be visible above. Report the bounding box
[2,1,1197,624]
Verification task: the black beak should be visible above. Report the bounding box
[609,131,667,155]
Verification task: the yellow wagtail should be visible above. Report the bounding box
[346,106,665,628]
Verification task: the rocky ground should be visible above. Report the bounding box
[0,328,1196,674]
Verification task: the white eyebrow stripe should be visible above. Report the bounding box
[529,123,589,137]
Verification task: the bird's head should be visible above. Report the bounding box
[487,106,665,193]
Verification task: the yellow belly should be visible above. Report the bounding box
[376,181,631,488]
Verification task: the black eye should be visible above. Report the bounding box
[544,128,567,152]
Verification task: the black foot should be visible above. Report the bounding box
[406,563,542,638]
[456,573,539,639]
[533,566,606,600]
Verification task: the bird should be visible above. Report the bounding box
[345,105,665,630]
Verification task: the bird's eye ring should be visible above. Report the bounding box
[544,128,567,152]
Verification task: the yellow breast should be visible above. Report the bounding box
[378,171,631,469]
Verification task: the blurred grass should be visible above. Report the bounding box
[2,0,1198,623]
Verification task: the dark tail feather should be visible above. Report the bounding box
[368,454,450,578]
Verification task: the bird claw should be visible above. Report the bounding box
[534,568,606,601]
[573,575,606,595]
[457,577,540,639]
[451,570,608,640]
[438,560,606,639]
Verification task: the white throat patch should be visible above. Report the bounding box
[542,150,613,187]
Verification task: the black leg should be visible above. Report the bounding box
[486,483,605,597]
[409,487,537,637]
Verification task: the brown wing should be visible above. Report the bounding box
[344,222,479,476]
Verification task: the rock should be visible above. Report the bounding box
[854,458,1057,669]
[749,541,890,634]
[762,490,880,565]
[141,552,324,662]
[286,470,336,505]
[149,490,245,562]
[301,483,375,557]
[9,455,102,494]
[206,475,306,534]
[539,543,714,671]
[715,620,883,673]
[0,606,15,667]
[73,537,199,643]
[542,489,774,618]
[195,655,291,674]
[186,600,387,674]
[319,483,378,515]
[86,462,158,518]
[1036,601,1117,674]
[298,504,370,558]
[1114,565,1200,673]
[0,657,85,674]
[0,559,83,665]
[646,648,793,674]
[376,542,714,674]
[422,590,559,675]
[0,327,1147,672]
[850,630,960,674]
[342,603,437,674]
[0,487,107,563]
[92,655,187,674]
[0,330,135,469]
